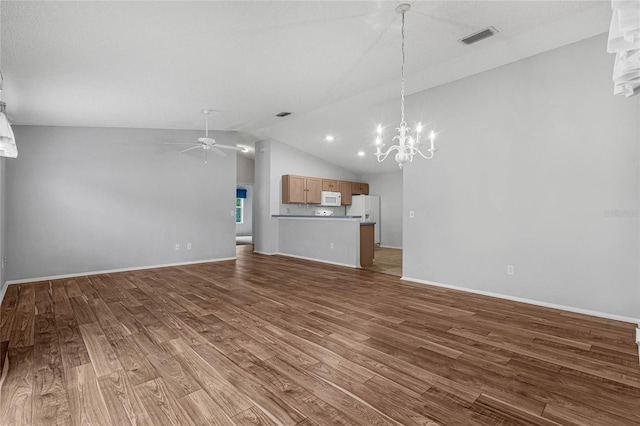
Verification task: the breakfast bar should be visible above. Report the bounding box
[272,215,375,268]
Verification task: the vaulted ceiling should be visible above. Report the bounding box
[1,1,611,173]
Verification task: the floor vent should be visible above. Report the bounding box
[460,27,498,45]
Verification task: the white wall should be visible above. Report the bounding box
[253,139,362,254]
[254,140,277,254]
[361,171,403,248]
[271,139,361,215]
[237,155,255,185]
[6,126,237,281]
[403,34,640,320]
[0,157,6,301]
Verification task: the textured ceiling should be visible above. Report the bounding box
[1,1,611,173]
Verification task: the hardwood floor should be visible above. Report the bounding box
[361,247,402,277]
[1,245,639,425]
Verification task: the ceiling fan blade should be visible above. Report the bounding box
[165,142,199,145]
[179,145,203,154]
[211,147,227,157]
[214,144,244,151]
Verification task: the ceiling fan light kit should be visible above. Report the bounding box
[166,109,243,163]
[374,3,437,169]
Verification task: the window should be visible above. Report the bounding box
[235,198,243,224]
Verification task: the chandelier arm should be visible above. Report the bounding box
[375,145,400,163]
[413,147,436,160]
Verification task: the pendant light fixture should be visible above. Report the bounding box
[375,3,435,169]
[0,71,17,159]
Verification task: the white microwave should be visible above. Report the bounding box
[321,191,341,206]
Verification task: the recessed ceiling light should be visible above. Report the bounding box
[357,151,365,157]
[276,112,292,117]
[325,135,334,142]
[237,144,252,153]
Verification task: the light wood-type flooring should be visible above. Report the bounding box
[1,245,639,425]
[361,247,402,277]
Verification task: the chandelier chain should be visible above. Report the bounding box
[400,10,406,124]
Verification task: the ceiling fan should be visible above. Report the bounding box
[166,109,244,162]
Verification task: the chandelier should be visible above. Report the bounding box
[375,3,436,169]
[0,70,17,158]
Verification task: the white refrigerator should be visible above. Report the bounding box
[347,195,381,246]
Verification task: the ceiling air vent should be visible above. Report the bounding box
[276,112,292,117]
[459,27,498,45]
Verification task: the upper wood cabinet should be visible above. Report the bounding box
[339,181,352,205]
[322,179,339,192]
[282,175,368,204]
[306,177,322,204]
[352,182,370,195]
[282,175,322,204]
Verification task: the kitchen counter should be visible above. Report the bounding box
[272,215,362,219]
[273,215,362,268]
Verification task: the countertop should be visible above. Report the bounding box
[272,215,362,219]
[272,215,376,225]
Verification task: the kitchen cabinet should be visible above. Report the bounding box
[282,175,322,204]
[282,174,368,204]
[322,179,339,191]
[306,178,323,204]
[339,181,352,205]
[352,182,369,195]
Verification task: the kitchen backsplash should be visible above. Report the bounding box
[279,204,347,216]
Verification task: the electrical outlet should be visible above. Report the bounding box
[330,243,334,249]
[507,265,514,275]
[187,243,192,250]
[175,244,180,251]
[231,210,235,217]
[409,210,415,218]
[1,257,6,268]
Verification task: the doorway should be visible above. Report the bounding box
[362,247,402,276]
[235,184,253,246]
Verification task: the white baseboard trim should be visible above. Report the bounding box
[6,257,237,286]
[379,245,402,249]
[276,252,358,269]
[253,250,277,256]
[401,276,640,325]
